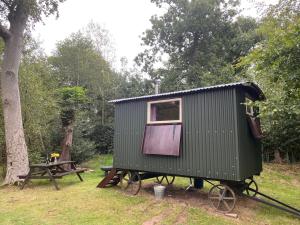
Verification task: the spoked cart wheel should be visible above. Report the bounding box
[208,184,237,213]
[243,178,258,197]
[119,171,141,195]
[156,175,175,185]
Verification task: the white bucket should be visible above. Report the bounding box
[154,185,166,200]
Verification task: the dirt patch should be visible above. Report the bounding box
[138,182,259,224]
[174,207,188,225]
[142,214,164,225]
[142,207,173,225]
[141,200,189,225]
[291,179,300,186]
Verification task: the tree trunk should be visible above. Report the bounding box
[1,14,29,184]
[273,149,283,164]
[60,122,74,168]
[1,143,6,179]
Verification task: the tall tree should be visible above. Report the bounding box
[136,0,261,91]
[59,86,87,163]
[83,21,116,65]
[238,0,300,162]
[49,32,118,125]
[49,32,118,158]
[0,0,64,184]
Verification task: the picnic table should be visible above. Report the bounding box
[18,161,86,190]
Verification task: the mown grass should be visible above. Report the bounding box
[0,155,299,225]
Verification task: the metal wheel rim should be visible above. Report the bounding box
[120,171,141,195]
[156,175,175,185]
[119,171,129,190]
[208,184,236,213]
[244,178,258,197]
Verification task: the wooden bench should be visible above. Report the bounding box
[19,161,86,190]
[52,168,86,178]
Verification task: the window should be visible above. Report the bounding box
[246,104,254,116]
[245,98,259,117]
[142,124,182,156]
[147,98,182,124]
[245,98,263,139]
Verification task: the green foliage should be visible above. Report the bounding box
[59,86,87,108]
[49,32,120,125]
[70,114,97,163]
[0,1,65,33]
[238,0,300,157]
[0,1,65,180]
[136,0,261,91]
[0,38,60,163]
[117,66,155,98]
[49,32,115,93]
[48,29,133,161]
[0,19,150,168]
[71,137,96,163]
[90,124,114,154]
[59,86,87,127]
[48,28,153,161]
[0,39,60,164]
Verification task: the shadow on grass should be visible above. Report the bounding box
[11,176,85,191]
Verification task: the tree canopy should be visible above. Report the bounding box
[238,0,300,160]
[136,0,261,91]
[0,0,299,175]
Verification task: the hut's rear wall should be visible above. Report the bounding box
[113,88,243,181]
[235,89,262,179]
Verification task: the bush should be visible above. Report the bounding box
[91,124,114,154]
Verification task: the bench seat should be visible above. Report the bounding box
[18,168,86,179]
[53,168,86,178]
[18,175,28,179]
[100,165,113,172]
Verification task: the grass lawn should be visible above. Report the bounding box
[0,155,299,225]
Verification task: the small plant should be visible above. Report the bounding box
[50,152,60,162]
[51,152,60,158]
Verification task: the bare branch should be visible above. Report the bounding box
[1,0,12,9]
[0,22,11,41]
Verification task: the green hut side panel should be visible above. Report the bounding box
[114,100,147,172]
[235,89,262,180]
[113,88,241,181]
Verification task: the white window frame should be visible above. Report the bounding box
[147,98,182,124]
[245,97,254,116]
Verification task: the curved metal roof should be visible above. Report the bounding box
[110,81,265,103]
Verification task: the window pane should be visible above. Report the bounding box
[142,124,182,156]
[150,100,180,122]
[245,98,254,116]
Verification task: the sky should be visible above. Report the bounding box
[33,0,278,70]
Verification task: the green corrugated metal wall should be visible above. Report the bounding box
[235,89,262,180]
[113,87,261,181]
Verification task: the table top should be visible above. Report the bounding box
[30,161,75,168]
